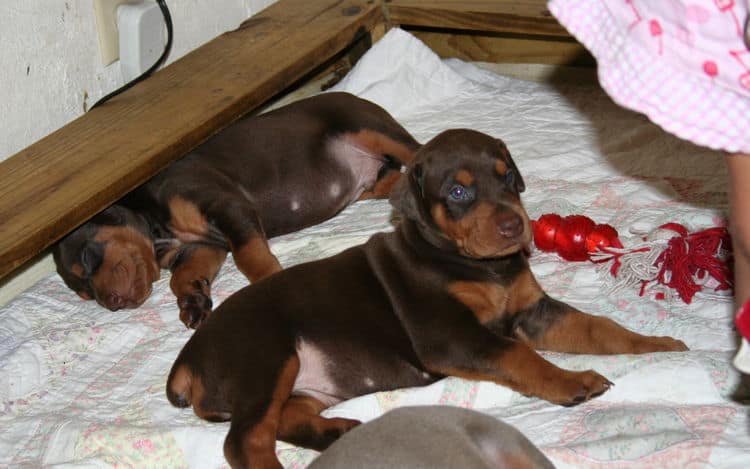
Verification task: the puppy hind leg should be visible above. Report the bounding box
[202,198,282,283]
[358,170,402,200]
[370,126,420,166]
[224,355,299,469]
[166,363,232,421]
[232,236,282,283]
[277,396,360,450]
[353,131,419,200]
[166,363,193,408]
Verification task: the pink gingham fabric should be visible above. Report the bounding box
[548,0,750,154]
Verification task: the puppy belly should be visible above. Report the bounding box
[327,136,383,196]
[292,338,347,407]
[292,337,436,407]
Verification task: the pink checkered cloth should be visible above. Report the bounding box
[548,0,750,154]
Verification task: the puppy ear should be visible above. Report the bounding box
[80,240,105,277]
[497,139,525,193]
[389,163,424,220]
[507,156,525,193]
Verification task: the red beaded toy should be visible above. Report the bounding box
[532,214,733,304]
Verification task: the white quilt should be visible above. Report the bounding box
[2,29,748,468]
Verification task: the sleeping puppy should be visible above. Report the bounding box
[166,128,688,468]
[53,92,419,328]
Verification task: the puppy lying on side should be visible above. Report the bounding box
[308,406,554,469]
[166,129,688,468]
[53,92,419,328]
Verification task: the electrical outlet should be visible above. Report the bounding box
[93,0,136,65]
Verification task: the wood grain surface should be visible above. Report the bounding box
[411,31,594,65]
[388,0,571,37]
[0,0,381,279]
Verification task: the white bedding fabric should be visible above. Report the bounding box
[2,29,748,468]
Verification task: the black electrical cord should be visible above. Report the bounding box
[89,0,173,111]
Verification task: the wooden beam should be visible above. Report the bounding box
[387,0,571,38]
[411,30,594,65]
[0,0,382,280]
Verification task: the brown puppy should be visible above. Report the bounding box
[166,129,688,468]
[53,92,419,328]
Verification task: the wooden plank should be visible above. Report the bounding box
[387,0,571,37]
[0,0,382,280]
[411,30,594,65]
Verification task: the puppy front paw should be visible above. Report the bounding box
[177,279,213,329]
[550,369,613,407]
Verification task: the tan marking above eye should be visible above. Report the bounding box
[455,169,474,187]
[70,262,85,277]
[168,196,209,241]
[495,160,508,176]
[448,281,508,324]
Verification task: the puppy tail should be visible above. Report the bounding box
[166,362,193,408]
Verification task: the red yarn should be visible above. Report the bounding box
[650,225,732,303]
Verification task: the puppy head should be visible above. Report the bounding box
[53,205,160,311]
[390,129,530,259]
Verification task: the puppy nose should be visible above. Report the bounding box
[108,293,124,311]
[497,212,523,238]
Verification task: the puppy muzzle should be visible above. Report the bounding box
[497,212,524,238]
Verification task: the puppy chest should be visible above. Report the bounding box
[446,270,544,325]
[447,281,511,324]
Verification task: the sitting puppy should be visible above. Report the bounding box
[166,129,688,468]
[308,406,554,469]
[53,92,419,328]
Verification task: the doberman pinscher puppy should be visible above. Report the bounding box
[309,406,554,469]
[53,92,419,328]
[166,129,688,468]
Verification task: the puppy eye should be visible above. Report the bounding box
[505,169,515,188]
[448,184,473,201]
